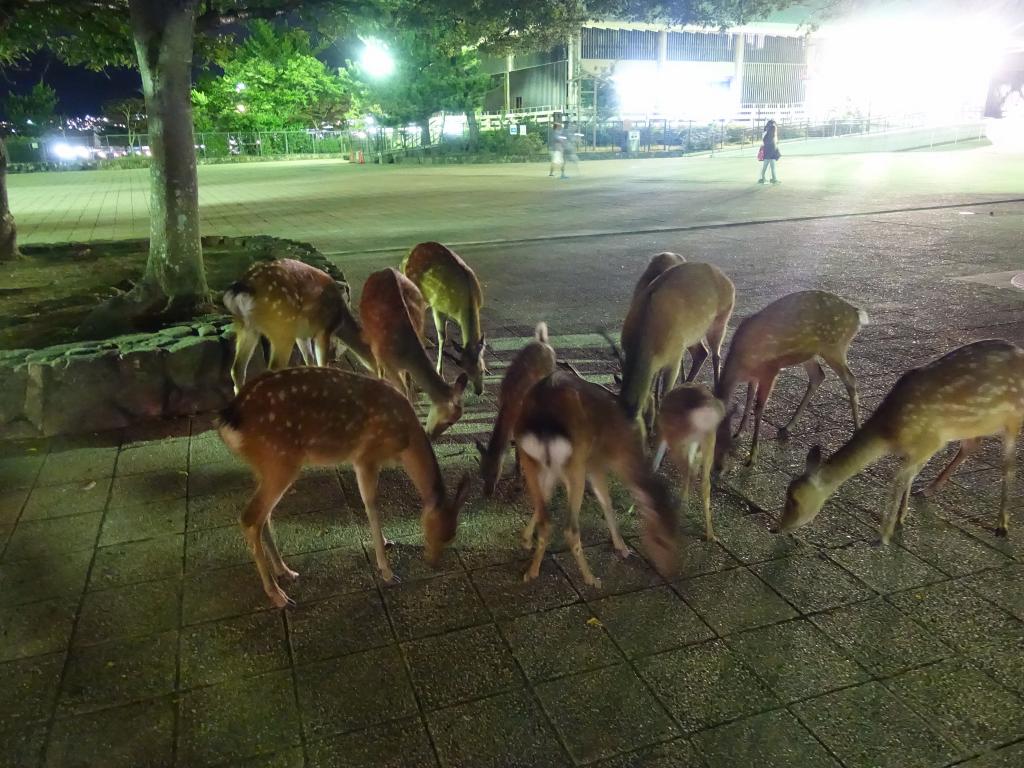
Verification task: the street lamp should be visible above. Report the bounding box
[359,39,395,79]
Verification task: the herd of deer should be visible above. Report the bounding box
[217,242,1024,608]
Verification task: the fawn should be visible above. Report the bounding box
[653,384,726,542]
[476,322,557,497]
[515,370,679,586]
[403,242,488,395]
[714,290,867,469]
[223,259,374,393]
[620,261,734,436]
[218,367,471,607]
[360,268,468,439]
[781,340,1024,543]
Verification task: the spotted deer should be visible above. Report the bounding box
[781,340,1024,543]
[360,268,468,439]
[223,259,374,393]
[653,384,726,542]
[218,367,471,607]
[402,241,488,395]
[619,261,735,437]
[476,322,557,497]
[714,290,867,469]
[515,370,679,586]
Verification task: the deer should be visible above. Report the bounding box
[402,241,488,395]
[476,321,557,497]
[713,290,867,470]
[514,370,679,587]
[217,367,472,607]
[619,261,735,439]
[780,339,1024,544]
[652,384,726,542]
[223,258,375,393]
[360,268,468,440]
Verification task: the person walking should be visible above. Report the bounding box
[548,123,567,179]
[758,119,781,184]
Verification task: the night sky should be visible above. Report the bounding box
[0,53,142,118]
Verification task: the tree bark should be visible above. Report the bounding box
[129,0,208,308]
[465,110,480,151]
[0,136,18,263]
[420,121,431,148]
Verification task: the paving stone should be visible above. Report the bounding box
[0,550,92,606]
[791,681,958,768]
[536,664,678,764]
[726,618,869,703]
[810,598,951,677]
[306,718,437,768]
[754,553,874,613]
[278,545,375,602]
[0,598,77,661]
[664,531,741,579]
[0,488,28,527]
[273,507,366,558]
[74,578,179,646]
[189,434,240,467]
[58,631,177,715]
[724,469,792,514]
[427,689,569,768]
[187,459,253,498]
[712,510,804,565]
[0,652,64,725]
[955,742,1024,767]
[453,506,533,570]
[89,534,183,589]
[470,559,580,620]
[790,509,879,549]
[595,738,705,768]
[2,511,102,562]
[182,563,271,625]
[108,470,188,509]
[221,748,306,768]
[187,488,250,531]
[692,708,842,768]
[178,670,301,766]
[180,611,289,689]
[116,437,189,477]
[499,603,622,682]
[590,586,714,659]
[403,624,523,710]
[675,567,796,634]
[288,590,393,664]
[370,535,463,584]
[0,723,46,768]
[45,698,175,768]
[36,447,119,487]
[98,498,187,546]
[897,511,1010,577]
[886,658,1024,754]
[0,454,44,491]
[186,524,251,572]
[555,544,662,595]
[827,541,944,593]
[297,645,418,739]
[636,639,779,733]
[384,571,489,641]
[960,563,1024,620]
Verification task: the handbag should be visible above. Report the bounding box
[757,145,765,162]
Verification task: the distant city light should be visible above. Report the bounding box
[359,39,395,79]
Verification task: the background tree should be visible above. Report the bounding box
[2,82,59,137]
[103,96,148,148]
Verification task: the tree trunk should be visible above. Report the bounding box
[465,110,480,151]
[420,121,431,148]
[0,136,18,263]
[129,0,207,308]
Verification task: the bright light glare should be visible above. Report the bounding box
[612,61,733,120]
[235,82,246,92]
[236,103,247,113]
[443,114,467,136]
[51,142,90,161]
[806,14,1009,121]
[359,39,395,79]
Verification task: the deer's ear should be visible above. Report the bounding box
[474,439,487,456]
[805,445,823,471]
[454,372,470,394]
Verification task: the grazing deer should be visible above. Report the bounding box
[620,262,734,436]
[780,340,1024,543]
[653,384,726,542]
[360,268,468,439]
[402,242,487,395]
[218,367,472,607]
[714,290,867,469]
[515,370,679,586]
[476,322,557,497]
[223,259,375,393]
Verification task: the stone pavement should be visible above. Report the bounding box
[2,150,1024,767]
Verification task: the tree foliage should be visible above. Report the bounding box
[102,96,148,144]
[2,82,59,137]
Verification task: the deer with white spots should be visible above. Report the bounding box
[476,322,557,497]
[714,290,867,470]
[781,340,1024,543]
[360,268,468,439]
[218,367,471,607]
[515,370,679,587]
[619,261,735,438]
[653,384,726,542]
[223,259,375,393]
[402,241,488,395]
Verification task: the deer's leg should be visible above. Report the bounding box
[297,338,315,366]
[564,460,599,587]
[733,382,756,438]
[230,325,260,394]
[354,462,398,584]
[823,353,861,430]
[700,431,717,542]
[917,438,979,497]
[779,359,825,439]
[240,464,300,608]
[267,331,297,371]
[747,372,778,466]
[589,471,631,558]
[685,342,709,383]
[314,331,331,367]
[520,452,551,580]
[997,425,1019,537]
[261,519,298,581]
[881,453,933,544]
[706,309,733,388]
[431,309,446,374]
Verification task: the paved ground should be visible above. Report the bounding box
[2,149,1024,767]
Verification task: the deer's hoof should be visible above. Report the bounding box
[269,589,295,609]
[615,546,635,560]
[995,526,1008,538]
[381,572,402,586]
[279,568,300,582]
[777,427,790,440]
